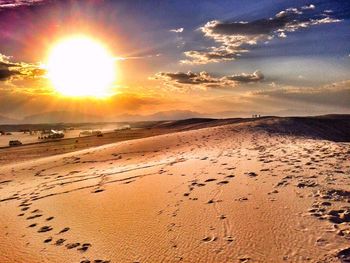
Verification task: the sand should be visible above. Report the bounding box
[0,117,350,263]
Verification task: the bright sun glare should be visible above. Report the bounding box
[47,36,116,98]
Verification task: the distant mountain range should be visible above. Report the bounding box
[0,115,18,125]
[22,111,103,124]
[0,110,205,124]
[0,109,348,124]
[0,112,102,124]
[112,110,204,122]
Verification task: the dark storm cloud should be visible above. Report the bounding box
[182,5,342,64]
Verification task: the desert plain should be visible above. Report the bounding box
[0,116,350,263]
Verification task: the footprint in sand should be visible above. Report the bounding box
[43,237,52,243]
[81,260,110,263]
[27,214,42,220]
[204,178,217,182]
[65,242,80,249]
[327,209,350,224]
[58,227,70,234]
[55,238,66,246]
[239,256,251,262]
[78,243,92,252]
[236,197,248,202]
[224,236,234,243]
[93,189,104,193]
[338,248,350,263]
[202,236,217,242]
[246,172,257,177]
[217,180,229,185]
[38,226,52,233]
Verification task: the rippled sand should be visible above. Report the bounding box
[0,120,350,262]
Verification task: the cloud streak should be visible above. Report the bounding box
[252,80,350,108]
[0,0,45,10]
[182,4,342,64]
[170,27,184,33]
[226,70,264,83]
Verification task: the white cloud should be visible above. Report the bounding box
[182,5,341,64]
[170,28,184,33]
[301,4,316,10]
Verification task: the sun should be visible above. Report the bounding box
[47,36,116,98]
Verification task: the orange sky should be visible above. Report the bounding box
[0,0,349,122]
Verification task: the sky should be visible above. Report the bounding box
[0,0,349,121]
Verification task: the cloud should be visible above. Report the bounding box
[152,70,264,90]
[0,0,45,10]
[182,4,341,64]
[226,70,264,83]
[154,71,220,85]
[182,49,240,64]
[0,68,19,80]
[170,27,184,33]
[324,10,333,14]
[252,80,350,108]
[0,53,46,81]
[301,4,315,10]
[121,53,162,60]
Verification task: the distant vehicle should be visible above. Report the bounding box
[115,125,131,131]
[79,130,102,137]
[38,129,64,140]
[48,133,64,139]
[80,130,93,136]
[9,140,22,147]
[92,130,102,136]
[92,131,103,137]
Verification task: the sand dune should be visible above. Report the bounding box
[0,116,350,263]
